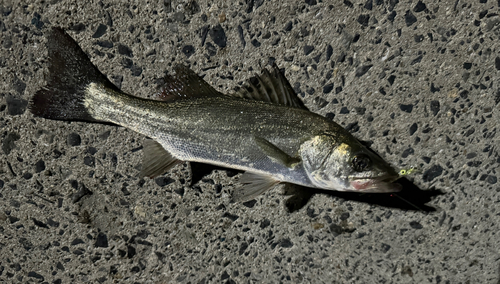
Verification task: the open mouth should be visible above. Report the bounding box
[350,175,402,192]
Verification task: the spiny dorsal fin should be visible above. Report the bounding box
[232,63,307,109]
[153,64,222,101]
[231,172,280,203]
[140,139,180,178]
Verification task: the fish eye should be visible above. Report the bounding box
[352,154,371,172]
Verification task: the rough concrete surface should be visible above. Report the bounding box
[1,0,500,283]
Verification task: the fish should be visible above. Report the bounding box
[30,27,402,202]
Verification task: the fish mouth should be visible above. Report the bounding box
[349,175,402,192]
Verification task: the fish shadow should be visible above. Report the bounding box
[284,177,444,213]
[189,162,443,213]
[190,162,241,184]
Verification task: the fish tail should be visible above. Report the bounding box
[30,27,120,122]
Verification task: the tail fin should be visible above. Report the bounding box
[30,27,120,122]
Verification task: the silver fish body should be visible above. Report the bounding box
[30,28,401,202]
[85,83,341,187]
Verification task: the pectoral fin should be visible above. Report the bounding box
[140,139,180,178]
[231,172,280,203]
[254,136,301,168]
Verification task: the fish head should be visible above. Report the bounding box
[300,134,401,193]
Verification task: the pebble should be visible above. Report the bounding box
[92,24,107,38]
[209,24,227,48]
[219,12,226,23]
[67,133,81,146]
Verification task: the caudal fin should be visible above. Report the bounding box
[30,27,120,122]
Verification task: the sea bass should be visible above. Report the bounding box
[30,28,401,202]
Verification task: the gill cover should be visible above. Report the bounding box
[299,134,350,190]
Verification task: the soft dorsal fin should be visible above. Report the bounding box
[232,63,307,109]
[153,64,222,101]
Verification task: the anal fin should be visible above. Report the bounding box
[140,139,180,178]
[231,172,280,203]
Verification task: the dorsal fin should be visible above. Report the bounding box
[153,64,222,101]
[232,63,307,109]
